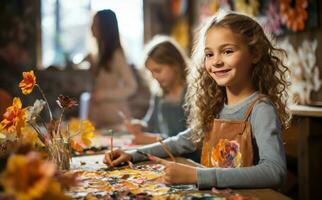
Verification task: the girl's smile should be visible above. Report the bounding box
[212,69,232,78]
[204,27,255,91]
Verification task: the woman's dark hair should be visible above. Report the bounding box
[95,9,122,71]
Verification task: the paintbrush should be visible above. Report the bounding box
[136,150,150,158]
[136,150,160,163]
[127,161,134,169]
[158,139,176,162]
[107,129,114,160]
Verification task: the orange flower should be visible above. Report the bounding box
[0,97,26,136]
[280,0,308,31]
[19,70,36,95]
[70,139,84,153]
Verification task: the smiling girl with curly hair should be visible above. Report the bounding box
[104,11,290,189]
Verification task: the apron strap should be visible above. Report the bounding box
[242,94,268,121]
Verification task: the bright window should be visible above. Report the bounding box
[41,0,143,69]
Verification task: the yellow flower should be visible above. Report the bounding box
[80,120,95,147]
[21,126,43,145]
[0,97,26,136]
[82,120,95,133]
[68,119,95,147]
[19,70,36,95]
[68,118,81,132]
[1,153,55,200]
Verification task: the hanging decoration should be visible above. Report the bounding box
[171,0,188,17]
[218,0,233,11]
[196,0,233,24]
[171,18,189,50]
[279,38,321,105]
[199,1,220,22]
[279,0,308,32]
[218,0,233,10]
[263,0,283,36]
[234,0,260,16]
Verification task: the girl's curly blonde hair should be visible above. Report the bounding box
[185,12,291,143]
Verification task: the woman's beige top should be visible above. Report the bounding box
[88,49,137,130]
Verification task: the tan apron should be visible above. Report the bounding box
[201,97,265,168]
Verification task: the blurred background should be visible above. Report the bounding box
[0,1,322,199]
[1,0,321,105]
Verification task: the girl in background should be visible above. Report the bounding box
[125,36,189,145]
[104,12,290,189]
[88,9,137,130]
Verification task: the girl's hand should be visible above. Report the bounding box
[103,149,132,167]
[150,156,197,185]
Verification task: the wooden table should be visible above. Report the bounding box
[284,105,322,200]
[71,154,291,200]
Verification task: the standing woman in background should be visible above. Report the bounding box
[88,9,137,130]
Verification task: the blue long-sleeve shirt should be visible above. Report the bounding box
[143,90,186,138]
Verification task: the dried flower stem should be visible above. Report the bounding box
[66,122,82,139]
[66,124,72,140]
[37,115,49,133]
[35,84,53,121]
[29,123,47,144]
[69,131,81,139]
[57,109,65,139]
[48,139,71,170]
